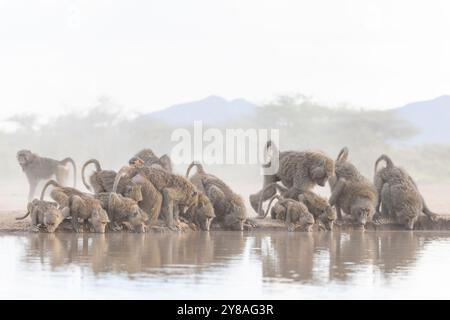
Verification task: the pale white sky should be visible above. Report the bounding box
[0,0,449,120]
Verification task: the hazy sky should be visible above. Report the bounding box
[0,0,449,120]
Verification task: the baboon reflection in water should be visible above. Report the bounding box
[20,232,431,281]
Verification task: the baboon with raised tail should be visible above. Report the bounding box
[17,150,77,201]
[249,140,334,217]
[374,154,438,230]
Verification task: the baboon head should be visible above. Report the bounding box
[192,200,215,231]
[128,157,145,167]
[296,211,315,232]
[224,214,245,231]
[17,150,35,167]
[351,202,375,227]
[310,159,334,187]
[124,185,143,202]
[399,211,418,230]
[127,205,148,232]
[318,205,337,231]
[44,207,69,233]
[89,205,110,233]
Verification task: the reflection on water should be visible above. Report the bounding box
[1,231,450,299]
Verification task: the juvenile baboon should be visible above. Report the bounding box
[182,192,215,231]
[17,150,77,201]
[328,147,377,227]
[40,180,109,233]
[95,192,148,233]
[298,191,337,231]
[113,166,198,229]
[186,162,249,231]
[81,159,143,202]
[128,148,173,173]
[249,141,334,216]
[16,199,70,232]
[264,195,315,232]
[374,155,437,230]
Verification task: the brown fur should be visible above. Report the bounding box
[17,150,77,201]
[128,148,173,173]
[182,192,215,231]
[16,199,69,233]
[96,192,148,233]
[265,195,315,232]
[186,162,248,231]
[113,166,198,228]
[298,191,337,231]
[374,154,437,230]
[249,141,334,216]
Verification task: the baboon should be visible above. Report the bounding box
[40,180,109,233]
[81,159,143,202]
[298,191,337,231]
[128,148,173,173]
[264,195,315,232]
[16,199,69,233]
[95,192,148,233]
[374,154,437,230]
[17,150,77,201]
[186,162,249,231]
[181,192,215,231]
[249,140,334,216]
[328,147,377,226]
[113,166,198,229]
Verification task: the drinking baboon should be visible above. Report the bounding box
[128,148,173,173]
[16,199,69,233]
[40,180,109,233]
[249,140,334,216]
[298,191,337,231]
[186,162,249,231]
[182,192,215,231]
[264,195,315,232]
[374,154,437,230]
[81,159,143,202]
[17,150,77,201]
[95,192,148,233]
[113,166,198,229]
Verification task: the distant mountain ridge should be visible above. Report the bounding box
[146,95,258,125]
[394,95,450,145]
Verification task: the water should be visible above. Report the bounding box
[1,231,450,299]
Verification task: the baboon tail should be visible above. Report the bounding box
[112,166,131,195]
[16,209,31,220]
[422,197,438,218]
[336,147,349,162]
[374,154,394,173]
[81,159,102,191]
[261,194,281,219]
[40,180,60,201]
[185,161,205,178]
[60,157,77,187]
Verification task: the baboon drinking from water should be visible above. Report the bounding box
[182,192,215,231]
[128,148,173,173]
[40,180,109,233]
[328,147,376,227]
[186,162,249,231]
[17,150,77,201]
[113,166,198,229]
[16,199,69,233]
[81,159,143,202]
[249,141,334,217]
[264,195,315,232]
[374,155,437,230]
[94,192,148,233]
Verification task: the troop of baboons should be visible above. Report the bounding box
[16,142,438,233]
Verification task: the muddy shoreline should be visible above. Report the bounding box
[2,210,450,233]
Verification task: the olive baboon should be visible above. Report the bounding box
[128,148,173,173]
[186,162,249,231]
[40,180,109,233]
[113,166,198,229]
[95,192,148,233]
[298,191,337,231]
[374,155,437,230]
[249,141,334,216]
[328,147,377,226]
[181,192,215,231]
[264,195,315,232]
[81,159,143,202]
[17,150,77,201]
[16,199,69,233]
